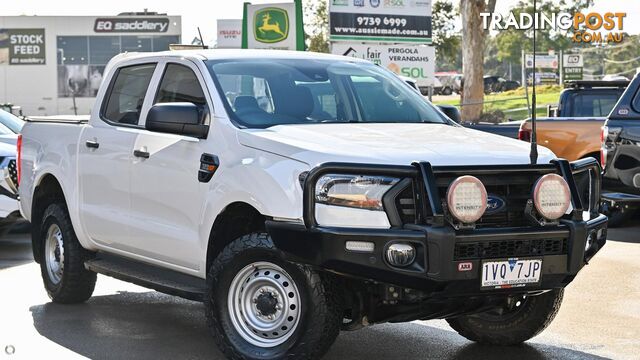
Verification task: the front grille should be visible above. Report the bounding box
[454,238,567,260]
[7,159,17,189]
[391,170,549,228]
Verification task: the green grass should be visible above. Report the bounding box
[432,86,562,122]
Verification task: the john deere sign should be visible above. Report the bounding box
[242,1,304,50]
[254,8,289,43]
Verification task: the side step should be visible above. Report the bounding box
[85,254,206,302]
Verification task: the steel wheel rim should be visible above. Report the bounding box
[227,261,301,348]
[45,223,64,284]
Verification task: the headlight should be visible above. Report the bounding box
[533,174,571,220]
[315,174,399,210]
[314,174,399,228]
[446,175,487,224]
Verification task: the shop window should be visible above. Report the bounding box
[57,36,88,65]
[89,36,120,64]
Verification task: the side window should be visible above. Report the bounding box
[632,88,640,113]
[155,63,207,107]
[103,63,156,125]
[217,74,274,114]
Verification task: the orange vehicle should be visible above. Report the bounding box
[518,80,628,162]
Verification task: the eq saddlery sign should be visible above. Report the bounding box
[0,28,46,65]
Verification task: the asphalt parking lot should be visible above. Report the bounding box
[0,226,638,360]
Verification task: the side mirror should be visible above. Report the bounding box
[437,104,461,123]
[146,102,209,139]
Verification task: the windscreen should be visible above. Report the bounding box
[206,59,449,128]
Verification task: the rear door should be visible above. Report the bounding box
[78,62,157,247]
[127,60,212,270]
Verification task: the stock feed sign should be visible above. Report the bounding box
[329,0,432,43]
[0,28,46,65]
[333,43,435,86]
[243,1,304,50]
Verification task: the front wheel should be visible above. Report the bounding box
[447,289,563,345]
[205,233,342,360]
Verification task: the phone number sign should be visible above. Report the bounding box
[329,0,432,43]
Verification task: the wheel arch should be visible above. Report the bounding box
[205,201,266,273]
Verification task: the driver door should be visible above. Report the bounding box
[127,60,212,270]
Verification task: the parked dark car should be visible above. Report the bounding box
[601,74,640,226]
[484,76,520,93]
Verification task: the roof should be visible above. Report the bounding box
[112,49,369,63]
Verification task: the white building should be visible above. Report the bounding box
[0,13,181,115]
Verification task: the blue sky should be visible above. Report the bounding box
[2,0,639,46]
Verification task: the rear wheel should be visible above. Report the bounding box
[205,233,342,360]
[39,202,96,303]
[447,289,563,345]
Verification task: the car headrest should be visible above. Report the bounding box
[276,86,314,118]
[234,96,260,113]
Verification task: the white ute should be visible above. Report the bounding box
[18,50,607,359]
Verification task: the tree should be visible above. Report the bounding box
[304,0,329,53]
[460,0,496,122]
[433,1,462,71]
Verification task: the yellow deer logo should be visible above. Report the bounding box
[254,8,289,43]
[258,13,285,37]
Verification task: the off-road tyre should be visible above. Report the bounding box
[205,232,342,360]
[39,202,96,303]
[447,289,564,345]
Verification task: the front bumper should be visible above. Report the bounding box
[268,215,607,296]
[268,158,607,297]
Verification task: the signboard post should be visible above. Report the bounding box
[333,43,435,86]
[329,0,432,44]
[242,0,304,50]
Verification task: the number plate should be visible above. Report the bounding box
[481,258,542,289]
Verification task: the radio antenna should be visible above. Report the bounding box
[197,27,206,49]
[525,0,538,165]
[529,0,538,165]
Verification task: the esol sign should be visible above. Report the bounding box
[332,43,435,86]
[94,18,170,33]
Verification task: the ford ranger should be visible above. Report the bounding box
[17,50,607,360]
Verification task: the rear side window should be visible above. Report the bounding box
[102,63,156,125]
[155,63,207,106]
[568,92,622,117]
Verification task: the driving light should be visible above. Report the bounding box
[386,243,416,267]
[315,174,399,211]
[345,241,375,253]
[446,176,487,224]
[533,174,571,220]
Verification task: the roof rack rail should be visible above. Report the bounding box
[564,80,629,89]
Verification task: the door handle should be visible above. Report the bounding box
[133,149,150,159]
[85,140,100,149]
